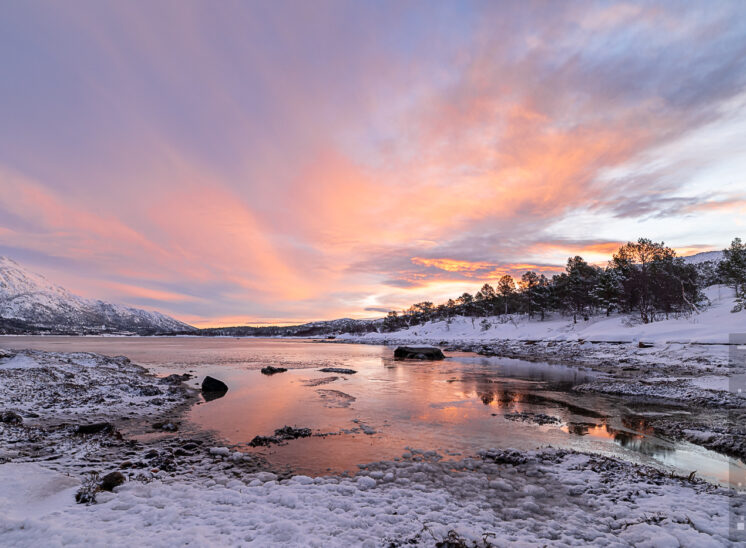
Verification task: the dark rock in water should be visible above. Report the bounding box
[274,426,312,439]
[202,376,228,392]
[99,471,125,491]
[318,367,357,374]
[260,366,288,375]
[248,425,312,447]
[248,435,275,447]
[394,346,445,360]
[0,410,22,424]
[76,422,114,435]
[638,341,654,348]
[201,376,228,400]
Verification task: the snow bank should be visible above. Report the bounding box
[342,285,745,346]
[0,463,78,520]
[0,449,739,547]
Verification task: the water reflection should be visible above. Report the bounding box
[184,345,743,486]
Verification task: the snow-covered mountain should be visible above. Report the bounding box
[0,257,195,334]
[682,250,723,264]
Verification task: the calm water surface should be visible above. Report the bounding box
[2,336,743,486]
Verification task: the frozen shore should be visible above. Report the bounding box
[1,446,742,546]
[1,348,744,546]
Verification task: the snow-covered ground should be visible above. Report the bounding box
[341,286,744,347]
[0,448,742,547]
[1,348,744,546]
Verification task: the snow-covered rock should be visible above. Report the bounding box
[0,350,190,420]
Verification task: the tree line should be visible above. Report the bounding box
[383,237,746,332]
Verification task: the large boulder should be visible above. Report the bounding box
[201,376,228,401]
[393,346,445,360]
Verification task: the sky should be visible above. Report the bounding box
[1,1,745,327]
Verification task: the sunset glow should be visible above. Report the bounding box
[2,1,745,326]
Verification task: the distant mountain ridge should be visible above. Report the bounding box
[0,257,195,335]
[199,317,382,337]
[682,250,723,264]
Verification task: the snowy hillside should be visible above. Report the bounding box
[342,285,745,345]
[0,257,194,334]
[682,250,724,265]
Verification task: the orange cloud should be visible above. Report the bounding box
[101,282,202,303]
[411,257,494,272]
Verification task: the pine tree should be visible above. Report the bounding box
[497,275,516,315]
[520,271,540,318]
[592,268,623,316]
[719,238,746,309]
[564,256,599,323]
[533,274,551,320]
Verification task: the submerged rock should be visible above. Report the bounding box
[201,376,228,401]
[260,366,288,375]
[302,376,338,387]
[503,412,561,425]
[317,389,356,408]
[393,346,445,360]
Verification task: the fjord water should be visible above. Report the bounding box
[2,336,742,486]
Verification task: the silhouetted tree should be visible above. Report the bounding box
[497,275,516,315]
[519,271,540,318]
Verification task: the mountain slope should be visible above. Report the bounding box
[0,257,194,334]
[682,250,723,264]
